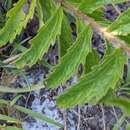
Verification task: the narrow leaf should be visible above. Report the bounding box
[57,49,126,108]
[0,126,23,130]
[45,26,92,88]
[0,114,21,123]
[37,0,44,28]
[14,7,63,68]
[38,0,56,22]
[0,84,45,93]
[59,14,73,57]
[0,99,63,128]
[127,63,130,82]
[14,105,63,128]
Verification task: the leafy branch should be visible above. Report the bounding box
[57,0,130,56]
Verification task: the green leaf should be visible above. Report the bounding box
[45,26,92,88]
[14,105,63,128]
[113,115,125,130]
[102,94,130,116]
[59,14,73,57]
[38,0,56,22]
[105,41,114,56]
[67,0,85,7]
[118,34,130,44]
[88,9,111,27]
[0,99,63,128]
[57,49,126,108]
[126,124,130,130]
[0,0,36,47]
[14,7,63,68]
[107,8,130,34]
[0,126,23,130]
[0,114,21,123]
[37,0,44,28]
[127,63,130,82]
[76,18,85,34]
[85,49,100,73]
[78,0,128,14]
[10,95,22,106]
[0,84,45,93]
[111,23,130,35]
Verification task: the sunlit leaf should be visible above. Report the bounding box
[0,0,36,47]
[45,26,92,88]
[14,7,63,68]
[85,49,100,73]
[107,8,130,35]
[38,0,56,22]
[57,49,126,108]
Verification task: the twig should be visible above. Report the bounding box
[112,106,118,121]
[58,0,130,56]
[77,106,81,130]
[59,86,68,130]
[101,104,106,130]
[3,54,20,64]
[63,109,67,130]
[112,4,121,15]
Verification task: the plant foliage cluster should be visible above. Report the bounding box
[0,0,130,129]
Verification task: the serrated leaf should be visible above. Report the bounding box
[0,0,36,47]
[85,49,100,73]
[45,26,92,88]
[14,7,63,68]
[78,0,128,14]
[37,0,44,28]
[107,8,130,34]
[104,40,114,57]
[76,18,85,33]
[59,14,73,57]
[88,9,111,27]
[38,0,56,22]
[57,49,126,108]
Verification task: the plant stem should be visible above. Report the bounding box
[58,0,130,56]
